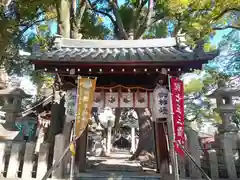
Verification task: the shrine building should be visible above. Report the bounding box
[29,35,219,173]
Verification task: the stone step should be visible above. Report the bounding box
[87,160,142,171]
[76,171,161,180]
[87,153,142,172]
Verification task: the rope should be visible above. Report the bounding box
[20,95,53,117]
[64,81,154,91]
[96,84,153,91]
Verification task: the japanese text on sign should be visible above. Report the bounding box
[75,78,97,137]
[170,77,185,157]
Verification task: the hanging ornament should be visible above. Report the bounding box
[95,89,103,103]
[138,90,145,103]
[136,89,141,101]
[123,89,131,103]
[108,88,116,103]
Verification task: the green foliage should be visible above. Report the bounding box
[81,11,110,39]
[0,0,110,91]
[232,104,240,128]
[156,0,240,45]
[183,70,229,124]
[143,22,168,39]
[0,0,57,79]
[184,78,204,94]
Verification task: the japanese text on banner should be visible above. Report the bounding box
[170,77,185,157]
[75,78,96,137]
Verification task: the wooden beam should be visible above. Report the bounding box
[75,125,88,172]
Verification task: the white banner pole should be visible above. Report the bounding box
[167,75,180,180]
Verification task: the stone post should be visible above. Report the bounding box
[52,134,65,179]
[0,141,6,177]
[186,128,201,179]
[107,127,112,154]
[208,149,219,179]
[131,127,136,153]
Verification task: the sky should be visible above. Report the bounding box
[210,29,232,47]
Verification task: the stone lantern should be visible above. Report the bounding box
[0,87,31,140]
[98,107,115,154]
[207,83,240,133]
[207,81,240,179]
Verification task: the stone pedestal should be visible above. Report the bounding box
[186,128,201,179]
[130,127,136,153]
[107,127,112,154]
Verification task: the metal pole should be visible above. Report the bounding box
[69,128,75,180]
[167,75,179,180]
[70,77,81,180]
[177,142,212,180]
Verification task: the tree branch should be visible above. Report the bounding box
[18,17,56,40]
[87,0,115,25]
[136,0,154,39]
[133,0,147,38]
[19,10,46,26]
[213,8,240,21]
[75,0,87,28]
[110,0,128,39]
[213,25,240,30]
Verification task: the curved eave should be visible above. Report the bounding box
[30,59,211,75]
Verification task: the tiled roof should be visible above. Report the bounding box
[29,36,219,62]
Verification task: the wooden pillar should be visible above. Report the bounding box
[155,119,169,174]
[153,122,160,173]
[76,125,88,172]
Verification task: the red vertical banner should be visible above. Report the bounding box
[170,77,185,157]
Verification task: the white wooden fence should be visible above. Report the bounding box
[0,131,240,179]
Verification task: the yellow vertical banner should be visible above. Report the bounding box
[75,77,97,137]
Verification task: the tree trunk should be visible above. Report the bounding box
[57,0,70,38]
[114,108,122,134]
[130,108,154,160]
